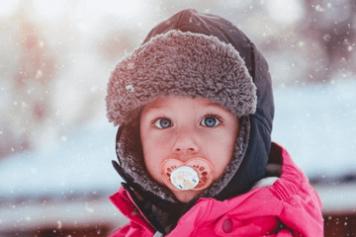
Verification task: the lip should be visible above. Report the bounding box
[169,154,206,161]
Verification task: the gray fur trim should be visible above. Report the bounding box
[106,29,257,126]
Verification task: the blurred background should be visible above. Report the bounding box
[0,0,355,236]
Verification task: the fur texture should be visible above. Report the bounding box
[106,29,257,126]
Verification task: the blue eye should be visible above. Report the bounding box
[154,118,172,129]
[201,115,221,127]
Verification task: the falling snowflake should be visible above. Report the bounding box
[126,62,135,70]
[125,84,135,93]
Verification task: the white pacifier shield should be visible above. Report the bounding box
[170,166,200,190]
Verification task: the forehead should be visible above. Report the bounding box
[143,96,225,111]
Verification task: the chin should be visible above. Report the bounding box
[173,190,200,203]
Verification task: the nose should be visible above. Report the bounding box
[172,133,199,158]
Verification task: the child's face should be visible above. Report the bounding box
[140,96,239,203]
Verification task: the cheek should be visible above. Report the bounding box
[142,132,172,157]
[204,132,236,178]
[141,133,172,181]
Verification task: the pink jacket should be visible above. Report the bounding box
[109,144,324,236]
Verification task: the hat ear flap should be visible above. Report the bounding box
[114,124,125,166]
[113,116,145,183]
[112,123,138,186]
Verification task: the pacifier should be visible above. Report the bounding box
[161,157,214,191]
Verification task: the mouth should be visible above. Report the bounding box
[160,157,214,191]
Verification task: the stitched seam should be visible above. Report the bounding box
[176,10,189,29]
[272,181,290,201]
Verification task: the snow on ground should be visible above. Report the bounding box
[272,79,356,178]
[0,119,121,199]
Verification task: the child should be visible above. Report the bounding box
[106,9,323,237]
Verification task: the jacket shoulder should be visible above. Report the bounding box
[109,187,155,237]
[269,142,324,236]
[109,224,130,237]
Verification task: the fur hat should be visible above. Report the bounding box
[107,30,256,126]
[106,29,257,200]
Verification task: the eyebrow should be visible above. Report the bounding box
[144,100,224,111]
[203,101,223,107]
[144,103,166,110]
